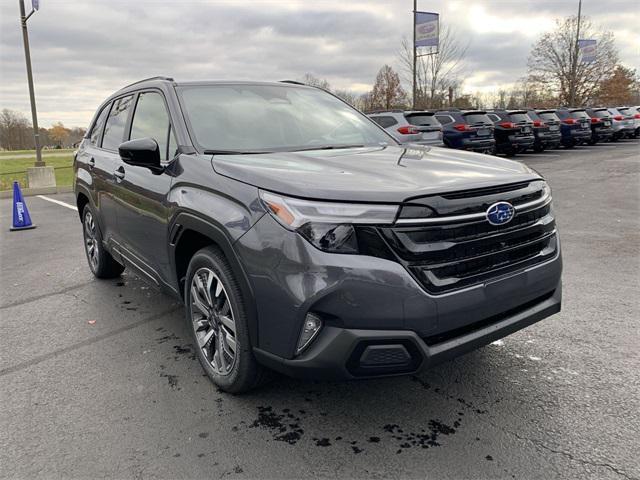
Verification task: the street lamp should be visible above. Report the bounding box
[19,0,44,167]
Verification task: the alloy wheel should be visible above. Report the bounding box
[84,211,99,271]
[190,268,238,375]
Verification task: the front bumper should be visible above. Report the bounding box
[254,286,561,380]
[236,213,563,379]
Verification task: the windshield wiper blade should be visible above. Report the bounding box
[204,149,272,155]
[288,144,365,152]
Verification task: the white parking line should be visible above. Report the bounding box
[36,195,78,211]
[525,154,560,157]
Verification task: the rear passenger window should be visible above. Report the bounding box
[89,104,110,146]
[371,116,398,128]
[102,95,133,151]
[130,92,176,162]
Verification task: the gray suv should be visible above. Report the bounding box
[74,77,562,392]
[368,110,443,146]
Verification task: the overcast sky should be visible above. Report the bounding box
[0,0,638,128]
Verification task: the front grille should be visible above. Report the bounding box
[379,182,557,294]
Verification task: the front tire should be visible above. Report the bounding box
[82,204,124,279]
[185,246,264,393]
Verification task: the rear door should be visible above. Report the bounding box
[91,95,134,250]
[112,90,177,286]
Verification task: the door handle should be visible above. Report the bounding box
[88,157,95,169]
[114,166,125,181]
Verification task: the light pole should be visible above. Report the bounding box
[19,0,43,167]
[569,0,582,106]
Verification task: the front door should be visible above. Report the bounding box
[112,90,176,288]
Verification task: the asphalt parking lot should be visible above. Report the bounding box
[1,141,639,480]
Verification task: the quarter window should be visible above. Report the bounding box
[102,95,133,151]
[89,104,110,146]
[130,92,176,161]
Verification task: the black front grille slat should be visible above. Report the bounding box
[440,181,530,199]
[378,183,557,294]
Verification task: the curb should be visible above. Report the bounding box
[0,185,73,199]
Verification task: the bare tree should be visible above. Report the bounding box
[369,65,407,110]
[299,73,331,90]
[0,109,33,150]
[333,89,361,108]
[527,16,618,106]
[399,24,468,109]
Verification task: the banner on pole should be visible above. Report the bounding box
[415,11,439,49]
[578,39,597,63]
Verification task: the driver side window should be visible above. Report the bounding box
[129,92,177,162]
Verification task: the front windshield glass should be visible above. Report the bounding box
[178,84,395,152]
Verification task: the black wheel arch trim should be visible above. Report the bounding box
[169,211,259,348]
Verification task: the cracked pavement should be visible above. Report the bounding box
[1,141,639,479]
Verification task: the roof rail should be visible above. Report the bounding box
[119,76,175,90]
[279,80,306,86]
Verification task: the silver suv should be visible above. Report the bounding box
[368,110,443,146]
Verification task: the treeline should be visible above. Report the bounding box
[0,109,85,151]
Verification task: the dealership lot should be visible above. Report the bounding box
[1,141,638,479]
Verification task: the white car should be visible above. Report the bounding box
[368,110,444,146]
[607,107,635,140]
[617,106,640,138]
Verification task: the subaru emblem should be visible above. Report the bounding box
[486,201,515,226]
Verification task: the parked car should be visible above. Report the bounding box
[368,110,443,146]
[434,110,495,153]
[554,108,592,148]
[486,110,535,156]
[74,77,562,393]
[536,110,563,150]
[616,106,640,138]
[526,109,561,152]
[606,107,635,140]
[584,108,614,144]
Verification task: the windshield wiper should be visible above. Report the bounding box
[204,149,273,155]
[288,144,365,152]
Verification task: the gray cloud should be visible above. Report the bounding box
[0,0,637,127]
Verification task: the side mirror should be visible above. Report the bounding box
[118,138,163,173]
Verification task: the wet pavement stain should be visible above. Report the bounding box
[160,372,180,390]
[156,333,179,344]
[313,437,331,447]
[384,417,460,452]
[248,406,304,445]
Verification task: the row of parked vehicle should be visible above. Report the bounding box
[368,106,640,156]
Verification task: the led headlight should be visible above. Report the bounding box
[259,190,398,254]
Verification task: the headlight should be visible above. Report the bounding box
[259,190,398,253]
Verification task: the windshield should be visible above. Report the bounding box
[178,84,395,152]
[590,109,610,119]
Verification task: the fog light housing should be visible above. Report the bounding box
[296,313,323,355]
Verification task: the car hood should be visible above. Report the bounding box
[210,145,541,203]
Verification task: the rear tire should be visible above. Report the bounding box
[82,204,124,279]
[185,246,265,394]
